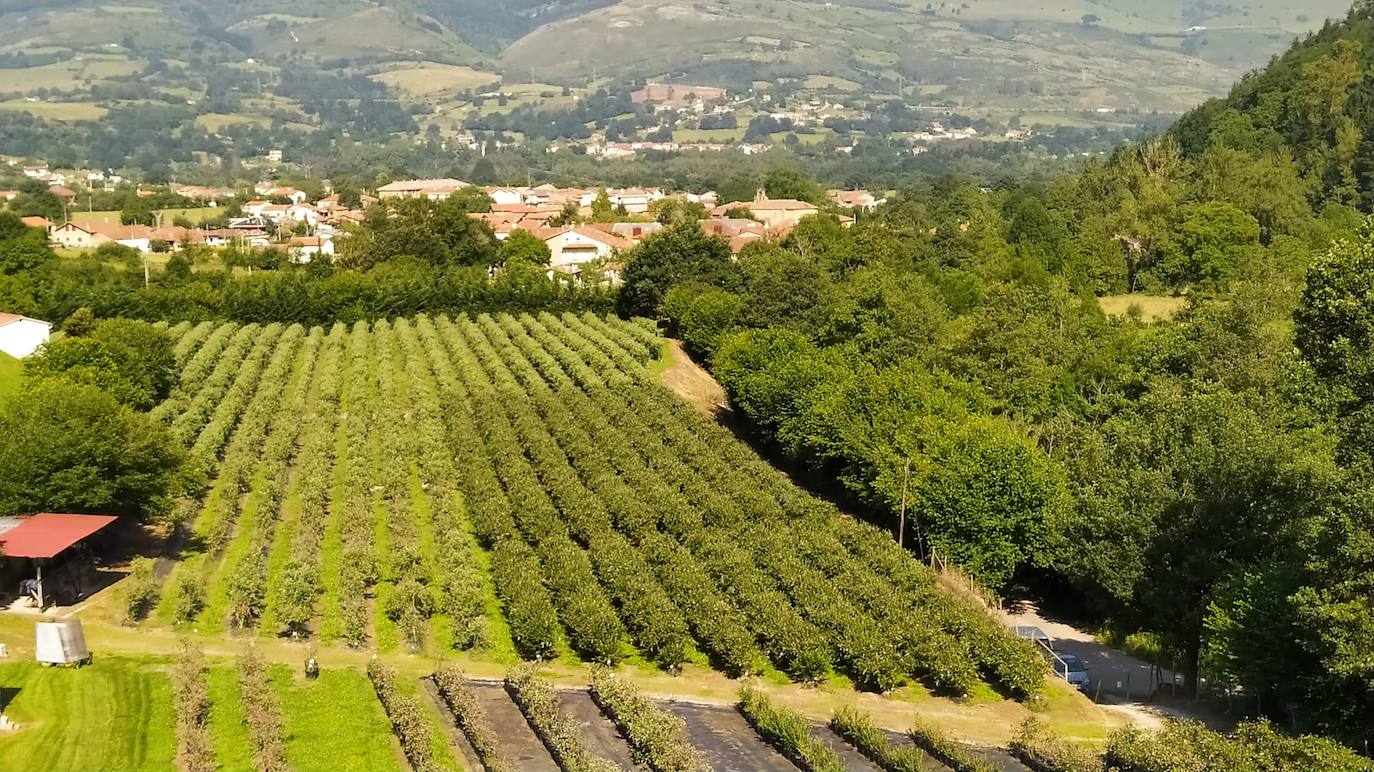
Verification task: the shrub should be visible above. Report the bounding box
[830,705,931,772]
[908,719,998,772]
[1106,720,1374,772]
[170,572,205,624]
[121,557,158,625]
[737,683,844,772]
[590,667,706,772]
[1011,718,1103,772]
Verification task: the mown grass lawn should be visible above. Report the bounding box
[270,665,405,772]
[0,657,176,771]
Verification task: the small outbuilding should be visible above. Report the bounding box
[0,313,51,359]
[0,513,118,609]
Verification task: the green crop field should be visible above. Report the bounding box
[134,313,1046,701]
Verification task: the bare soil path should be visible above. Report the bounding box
[656,340,728,417]
[666,700,797,771]
[556,688,642,770]
[469,682,560,771]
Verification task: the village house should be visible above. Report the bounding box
[540,226,631,279]
[19,216,52,232]
[286,235,334,263]
[829,189,885,212]
[48,185,76,204]
[712,190,819,230]
[377,178,471,201]
[0,313,51,359]
[48,221,108,251]
[484,187,525,206]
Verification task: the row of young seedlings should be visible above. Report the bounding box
[260,323,347,637]
[432,667,511,772]
[589,668,707,772]
[398,317,488,650]
[218,328,326,631]
[332,321,379,647]
[422,316,559,660]
[237,649,289,772]
[738,683,845,772]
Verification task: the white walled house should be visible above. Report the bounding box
[542,227,630,284]
[0,313,51,358]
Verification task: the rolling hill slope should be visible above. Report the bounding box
[0,0,1357,115]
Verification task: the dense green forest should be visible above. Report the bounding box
[634,5,1374,749]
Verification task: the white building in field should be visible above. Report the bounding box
[0,313,51,358]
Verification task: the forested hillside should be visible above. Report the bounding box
[641,5,1374,748]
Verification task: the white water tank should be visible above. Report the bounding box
[35,620,91,666]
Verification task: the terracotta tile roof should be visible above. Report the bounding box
[0,312,23,326]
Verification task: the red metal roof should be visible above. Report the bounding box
[0,513,118,559]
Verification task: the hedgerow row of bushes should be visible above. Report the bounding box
[237,650,288,772]
[433,667,510,772]
[505,666,619,772]
[737,683,844,772]
[366,660,447,772]
[171,642,214,772]
[590,668,706,772]
[830,705,932,772]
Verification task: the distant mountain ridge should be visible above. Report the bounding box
[0,0,1358,113]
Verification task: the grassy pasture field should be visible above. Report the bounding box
[195,113,271,132]
[372,62,500,98]
[70,207,224,226]
[0,55,143,93]
[0,100,107,121]
[0,351,21,405]
[1098,294,1190,322]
